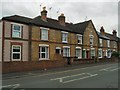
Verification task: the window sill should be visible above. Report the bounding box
[39,58,50,60]
[12,59,21,61]
[41,39,49,42]
[62,41,68,43]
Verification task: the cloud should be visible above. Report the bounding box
[1,1,119,36]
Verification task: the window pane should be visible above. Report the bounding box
[14,25,20,30]
[62,33,67,42]
[12,31,21,37]
[13,53,20,59]
[41,29,48,40]
[63,48,70,57]
[13,46,20,52]
[40,46,49,59]
[41,47,45,52]
[41,53,46,58]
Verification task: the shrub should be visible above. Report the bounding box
[111,52,120,57]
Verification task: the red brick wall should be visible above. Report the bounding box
[2,60,66,73]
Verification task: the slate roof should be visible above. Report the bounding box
[2,15,91,35]
[66,20,91,34]
[105,33,119,41]
[2,15,32,25]
[30,16,71,32]
[97,32,110,40]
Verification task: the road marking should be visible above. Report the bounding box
[51,73,85,82]
[99,66,118,71]
[2,84,20,89]
[62,74,98,84]
[51,73,98,83]
[110,68,118,71]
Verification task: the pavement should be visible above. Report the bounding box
[2,61,118,80]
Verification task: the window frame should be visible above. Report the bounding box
[56,47,61,54]
[77,34,82,44]
[98,48,102,58]
[12,24,22,38]
[39,44,49,60]
[89,35,94,45]
[63,46,70,57]
[61,31,68,43]
[90,48,95,58]
[107,40,110,47]
[40,27,49,41]
[75,47,82,59]
[99,38,103,47]
[12,45,21,61]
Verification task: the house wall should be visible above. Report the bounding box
[0,21,2,62]
[83,22,99,58]
[3,21,29,62]
[4,21,29,39]
[31,26,82,61]
[4,40,28,61]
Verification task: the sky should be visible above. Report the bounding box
[1,0,120,37]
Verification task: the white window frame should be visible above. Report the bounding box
[63,46,70,57]
[91,48,95,58]
[40,27,49,41]
[77,34,82,44]
[99,38,102,47]
[56,47,61,54]
[89,35,94,45]
[12,24,22,38]
[12,45,21,61]
[75,47,82,59]
[107,40,110,47]
[61,31,68,43]
[98,48,102,58]
[107,49,111,58]
[39,44,49,60]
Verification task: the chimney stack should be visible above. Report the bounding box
[41,7,47,21]
[100,26,105,35]
[58,13,65,26]
[112,30,117,36]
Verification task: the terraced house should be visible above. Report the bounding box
[0,7,119,73]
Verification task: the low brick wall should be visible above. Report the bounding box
[72,57,118,65]
[2,60,66,73]
[72,59,94,65]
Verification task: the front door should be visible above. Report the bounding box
[86,51,90,59]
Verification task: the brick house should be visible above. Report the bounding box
[0,7,119,73]
[97,26,119,59]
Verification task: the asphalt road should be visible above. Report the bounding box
[2,62,119,89]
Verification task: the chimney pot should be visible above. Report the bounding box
[58,13,65,26]
[41,6,47,21]
[112,30,117,36]
[100,26,105,35]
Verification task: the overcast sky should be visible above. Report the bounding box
[1,0,120,37]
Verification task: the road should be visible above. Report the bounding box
[2,62,119,89]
